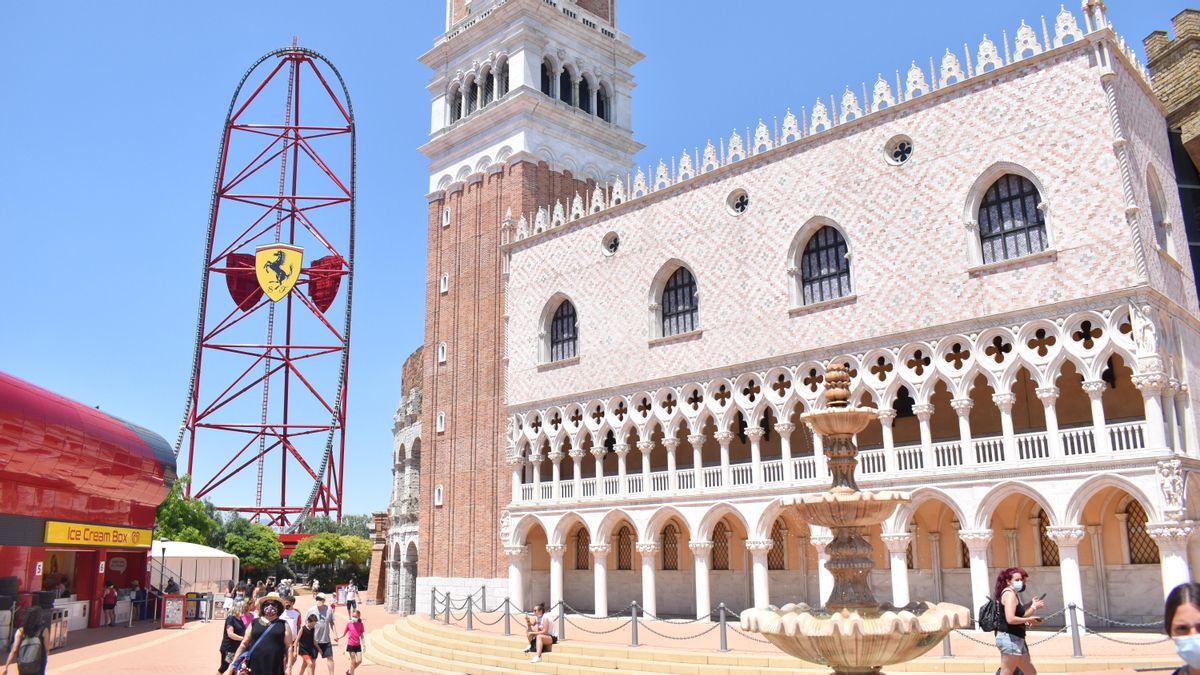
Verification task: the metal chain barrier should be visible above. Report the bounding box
[639,620,720,641]
[472,610,506,626]
[1080,607,1165,629]
[952,629,1001,647]
[728,625,772,644]
[564,616,634,635]
[640,610,709,624]
[1082,627,1172,646]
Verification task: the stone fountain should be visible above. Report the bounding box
[740,364,970,674]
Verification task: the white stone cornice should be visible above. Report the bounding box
[504,545,530,557]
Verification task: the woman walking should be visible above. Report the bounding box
[101,583,118,627]
[294,613,319,675]
[230,593,292,675]
[993,567,1045,675]
[337,609,365,674]
[3,606,48,675]
[216,600,247,675]
[1165,582,1200,673]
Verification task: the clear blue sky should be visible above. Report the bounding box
[0,1,1184,517]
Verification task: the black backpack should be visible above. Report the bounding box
[977,596,1002,632]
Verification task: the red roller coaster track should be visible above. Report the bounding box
[176,44,355,528]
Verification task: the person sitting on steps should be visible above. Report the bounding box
[524,603,558,664]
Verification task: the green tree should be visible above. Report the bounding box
[290,532,346,566]
[224,523,282,571]
[340,535,371,566]
[296,514,370,539]
[338,514,371,540]
[154,476,218,545]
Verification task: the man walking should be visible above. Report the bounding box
[304,593,337,675]
[344,580,358,620]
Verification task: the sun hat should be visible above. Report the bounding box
[256,592,286,613]
[315,593,326,601]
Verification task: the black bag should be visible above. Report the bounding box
[977,596,1002,632]
[17,628,45,675]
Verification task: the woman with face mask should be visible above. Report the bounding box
[1166,582,1200,673]
[993,566,1045,675]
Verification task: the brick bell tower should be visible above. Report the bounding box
[416,0,642,604]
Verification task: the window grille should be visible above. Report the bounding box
[800,226,851,305]
[661,267,698,337]
[540,62,552,96]
[768,520,786,570]
[978,173,1048,264]
[483,73,494,106]
[712,522,730,570]
[960,540,970,568]
[617,526,633,570]
[661,524,679,571]
[579,76,592,113]
[597,86,609,122]
[1126,501,1160,564]
[559,70,573,105]
[1038,509,1059,566]
[498,63,510,97]
[450,90,462,123]
[906,541,914,569]
[550,300,577,362]
[467,82,478,115]
[575,530,590,570]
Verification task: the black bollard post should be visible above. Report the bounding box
[503,598,511,637]
[467,595,474,631]
[481,586,487,612]
[1068,603,1083,658]
[443,595,450,624]
[630,601,639,647]
[718,603,728,652]
[558,600,566,642]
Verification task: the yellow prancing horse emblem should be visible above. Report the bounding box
[255,244,304,302]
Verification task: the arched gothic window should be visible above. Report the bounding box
[712,521,731,571]
[661,524,679,571]
[498,61,510,97]
[661,267,698,337]
[559,68,573,105]
[482,71,494,107]
[616,526,633,570]
[1038,509,1059,566]
[575,529,590,570]
[579,75,592,113]
[549,300,578,362]
[1148,172,1171,252]
[800,226,851,305]
[977,173,1048,264]
[597,85,609,122]
[466,80,478,115]
[768,519,786,570]
[540,61,553,97]
[1125,501,1160,564]
[450,88,463,123]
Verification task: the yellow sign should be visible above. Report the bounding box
[255,244,304,302]
[44,522,153,549]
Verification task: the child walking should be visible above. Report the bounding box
[336,609,365,674]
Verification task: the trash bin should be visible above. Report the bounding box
[184,592,200,621]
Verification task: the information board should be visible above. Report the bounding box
[162,594,186,628]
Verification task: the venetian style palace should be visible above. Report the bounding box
[377,0,1200,627]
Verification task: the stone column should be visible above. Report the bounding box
[530,449,544,495]
[571,78,580,108]
[746,539,774,608]
[993,393,1017,460]
[689,541,713,619]
[775,422,795,479]
[951,398,976,465]
[1115,513,1131,564]
[1004,529,1019,566]
[1134,372,1169,450]
[1164,380,1181,451]
[878,409,897,473]
[505,546,529,612]
[1179,385,1196,458]
[809,424,828,478]
[508,452,524,503]
[1148,522,1195,599]
[714,430,735,487]
[1082,381,1112,453]
[795,534,811,603]
[929,532,943,602]
[588,86,598,116]
[811,533,834,606]
[688,433,705,490]
[663,437,679,490]
[915,404,935,469]
[746,427,765,485]
[549,449,563,498]
[1087,524,1111,622]
[569,447,585,499]
[881,533,912,607]
[1036,386,1062,457]
[637,542,659,617]
[614,443,630,495]
[591,544,611,617]
[1047,526,1087,630]
[637,440,654,493]
[546,544,566,611]
[959,529,993,620]
[591,444,606,484]
[1028,517,1044,567]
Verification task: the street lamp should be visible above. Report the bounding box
[155,538,170,623]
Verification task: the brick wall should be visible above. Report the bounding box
[1145,9,1200,166]
[400,346,423,396]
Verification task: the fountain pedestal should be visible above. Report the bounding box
[739,365,970,674]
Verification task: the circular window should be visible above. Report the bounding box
[726,189,750,216]
[885,135,913,165]
[602,231,620,256]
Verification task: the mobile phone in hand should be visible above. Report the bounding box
[1036,593,1047,601]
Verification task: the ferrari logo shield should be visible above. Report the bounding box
[255,244,304,302]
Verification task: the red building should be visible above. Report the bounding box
[0,371,176,628]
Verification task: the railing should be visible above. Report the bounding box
[514,421,1151,503]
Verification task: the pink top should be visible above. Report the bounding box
[344,620,364,646]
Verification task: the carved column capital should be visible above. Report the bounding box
[687,433,706,447]
[590,446,606,460]
[745,539,775,554]
[913,404,936,421]
[745,427,765,442]
[774,422,796,434]
[505,447,525,466]
[547,450,564,463]
[544,544,566,559]
[950,398,974,416]
[958,529,993,552]
[688,540,713,555]
[809,535,833,552]
[1045,526,1086,547]
[1132,371,1168,394]
[713,430,736,445]
[880,533,912,554]
[877,409,897,425]
[992,393,1016,412]
[504,545,530,558]
[1035,386,1060,404]
[589,543,611,557]
[635,542,659,556]
[636,440,655,453]
[1081,380,1108,397]
[1147,521,1196,546]
[568,448,586,461]
[661,437,680,451]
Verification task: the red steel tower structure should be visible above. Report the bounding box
[177,45,355,527]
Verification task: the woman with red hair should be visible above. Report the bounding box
[993,566,1045,675]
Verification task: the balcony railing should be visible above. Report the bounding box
[514,421,1152,505]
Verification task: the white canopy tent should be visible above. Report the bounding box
[149,540,239,596]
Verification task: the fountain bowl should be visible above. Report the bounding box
[787,490,911,529]
[740,601,972,674]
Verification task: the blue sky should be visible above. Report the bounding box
[0,1,1185,518]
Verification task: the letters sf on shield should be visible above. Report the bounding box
[255,244,304,302]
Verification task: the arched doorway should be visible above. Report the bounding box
[402,542,418,615]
